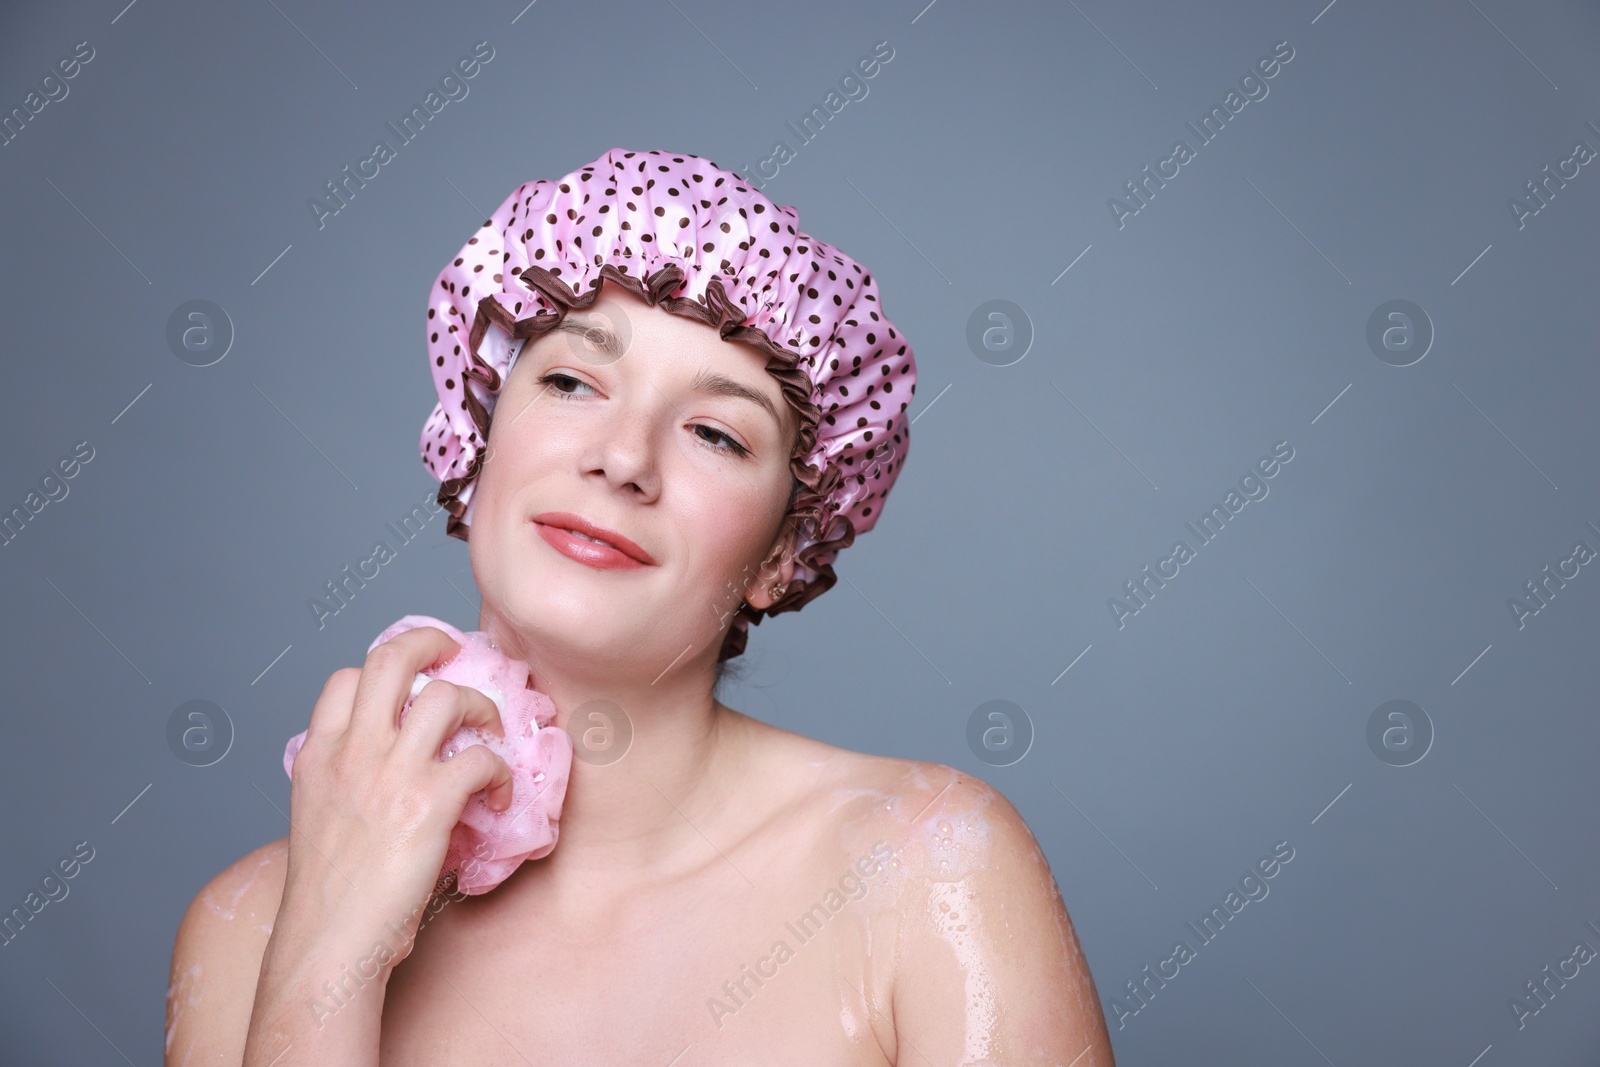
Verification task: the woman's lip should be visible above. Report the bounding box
[534,522,650,570]
[531,512,657,567]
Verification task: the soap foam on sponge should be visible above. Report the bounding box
[283,614,573,895]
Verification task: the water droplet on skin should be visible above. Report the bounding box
[938,820,952,834]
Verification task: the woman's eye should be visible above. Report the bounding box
[538,371,749,458]
[694,425,750,458]
[536,372,596,399]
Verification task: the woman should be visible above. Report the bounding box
[167,148,1116,1065]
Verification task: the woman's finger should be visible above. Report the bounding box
[303,667,362,738]
[395,679,506,765]
[347,626,464,742]
[438,743,515,813]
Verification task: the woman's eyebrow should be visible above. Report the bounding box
[549,317,626,359]
[689,368,781,427]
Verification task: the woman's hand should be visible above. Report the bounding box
[242,626,513,1064]
[280,625,512,964]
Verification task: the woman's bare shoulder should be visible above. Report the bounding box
[797,749,1117,1061]
[740,718,1027,861]
[830,753,1034,861]
[751,735,1115,1051]
[167,837,289,1064]
[176,836,289,949]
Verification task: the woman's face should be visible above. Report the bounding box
[468,286,800,674]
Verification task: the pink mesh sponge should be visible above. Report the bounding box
[283,614,573,895]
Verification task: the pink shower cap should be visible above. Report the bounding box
[283,614,573,895]
[419,147,918,661]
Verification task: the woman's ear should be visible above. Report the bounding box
[743,518,800,610]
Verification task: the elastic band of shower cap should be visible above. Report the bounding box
[418,147,917,661]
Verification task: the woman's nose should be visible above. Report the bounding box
[583,405,660,499]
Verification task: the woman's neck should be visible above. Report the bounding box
[478,612,753,890]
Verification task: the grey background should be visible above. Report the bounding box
[2,0,1597,1063]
